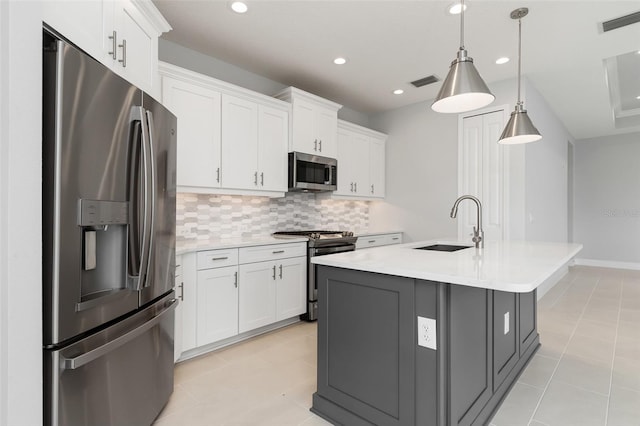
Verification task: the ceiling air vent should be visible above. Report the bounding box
[410,75,440,88]
[602,10,640,32]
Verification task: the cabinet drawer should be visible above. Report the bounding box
[197,248,239,270]
[239,242,307,264]
[356,233,403,249]
[384,233,403,245]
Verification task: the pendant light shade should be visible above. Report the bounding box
[498,8,541,144]
[432,0,495,113]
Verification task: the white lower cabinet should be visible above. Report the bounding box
[238,261,278,333]
[196,265,239,345]
[176,242,306,360]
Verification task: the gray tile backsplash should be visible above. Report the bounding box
[177,192,370,243]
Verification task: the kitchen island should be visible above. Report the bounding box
[310,240,582,426]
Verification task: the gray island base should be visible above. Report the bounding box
[311,266,539,426]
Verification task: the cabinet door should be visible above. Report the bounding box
[335,129,355,195]
[258,105,288,192]
[492,291,518,391]
[115,1,156,93]
[276,257,307,320]
[369,137,386,198]
[351,133,370,196]
[291,99,317,154]
[221,94,259,190]
[196,266,239,346]
[174,257,183,362]
[163,77,221,189]
[180,253,197,353]
[239,261,277,333]
[316,106,338,158]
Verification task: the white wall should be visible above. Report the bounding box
[573,132,640,266]
[368,77,569,245]
[0,2,43,425]
[368,101,459,242]
[523,79,572,242]
[159,38,371,127]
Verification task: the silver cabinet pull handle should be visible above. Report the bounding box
[118,39,127,68]
[178,282,184,301]
[272,250,285,254]
[350,182,354,192]
[211,256,228,261]
[216,167,220,183]
[319,139,322,151]
[260,172,264,186]
[272,265,276,280]
[371,184,374,194]
[354,182,357,192]
[368,240,376,243]
[392,237,399,240]
[314,139,318,151]
[234,271,238,288]
[279,264,283,279]
[254,171,258,186]
[108,30,117,60]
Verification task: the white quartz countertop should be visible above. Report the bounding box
[311,239,583,293]
[176,235,308,256]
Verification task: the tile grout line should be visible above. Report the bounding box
[604,277,624,426]
[527,270,601,425]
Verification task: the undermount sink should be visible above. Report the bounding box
[414,244,472,252]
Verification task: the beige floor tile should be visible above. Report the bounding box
[174,351,230,384]
[528,421,550,426]
[564,333,615,364]
[573,319,617,344]
[298,415,334,425]
[552,353,612,395]
[606,386,640,426]
[619,308,640,324]
[581,307,619,325]
[537,330,571,359]
[517,354,559,389]
[611,355,640,393]
[490,382,544,426]
[224,394,315,426]
[533,380,608,426]
[538,311,579,337]
[155,383,199,420]
[614,334,640,360]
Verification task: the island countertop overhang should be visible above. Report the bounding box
[311,239,583,293]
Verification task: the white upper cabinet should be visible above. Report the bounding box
[275,87,342,158]
[333,120,387,199]
[160,62,290,197]
[221,94,259,190]
[162,76,222,189]
[43,0,170,96]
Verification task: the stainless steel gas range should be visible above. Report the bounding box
[273,231,357,320]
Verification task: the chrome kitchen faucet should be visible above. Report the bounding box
[450,195,484,249]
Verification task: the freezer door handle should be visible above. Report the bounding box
[143,110,157,287]
[61,298,178,370]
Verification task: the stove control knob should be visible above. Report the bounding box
[310,232,319,239]
[343,231,354,237]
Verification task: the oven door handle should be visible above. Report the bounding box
[313,245,355,256]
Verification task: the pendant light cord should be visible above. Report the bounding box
[517,17,522,105]
[460,0,465,50]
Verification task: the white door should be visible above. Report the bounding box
[336,129,354,195]
[258,105,288,192]
[221,94,258,190]
[276,257,307,320]
[369,137,386,197]
[459,110,505,242]
[162,77,221,189]
[196,266,239,346]
[114,1,155,92]
[239,261,277,333]
[351,133,370,196]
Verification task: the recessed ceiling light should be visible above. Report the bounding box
[393,89,404,95]
[333,57,347,65]
[496,57,510,65]
[636,95,640,100]
[448,2,467,15]
[230,1,248,13]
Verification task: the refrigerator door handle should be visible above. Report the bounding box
[143,110,156,288]
[61,298,178,370]
[128,106,151,291]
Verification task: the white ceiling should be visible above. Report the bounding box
[153,0,640,140]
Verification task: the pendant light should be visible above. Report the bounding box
[498,8,542,144]
[432,0,495,113]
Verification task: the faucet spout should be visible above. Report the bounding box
[450,195,484,249]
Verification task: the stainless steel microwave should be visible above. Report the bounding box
[288,152,337,192]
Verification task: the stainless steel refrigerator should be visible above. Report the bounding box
[42,30,177,426]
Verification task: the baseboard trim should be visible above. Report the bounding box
[574,258,640,271]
